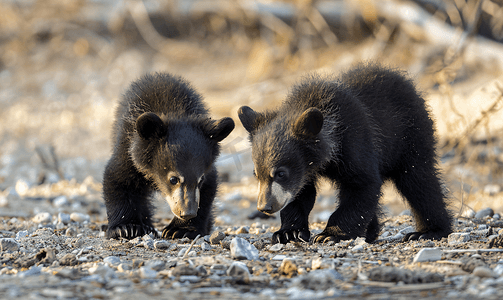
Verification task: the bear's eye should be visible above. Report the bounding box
[276,171,286,178]
[169,176,179,185]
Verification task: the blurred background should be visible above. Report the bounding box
[1,0,503,222]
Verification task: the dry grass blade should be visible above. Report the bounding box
[182,234,201,259]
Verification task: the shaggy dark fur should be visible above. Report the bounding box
[238,64,452,244]
[103,73,234,240]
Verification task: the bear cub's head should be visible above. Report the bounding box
[238,106,324,214]
[131,112,234,220]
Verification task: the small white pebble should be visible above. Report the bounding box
[32,212,51,224]
[139,267,157,279]
[53,195,69,207]
[103,256,121,266]
[472,266,496,278]
[16,230,29,239]
[70,212,90,223]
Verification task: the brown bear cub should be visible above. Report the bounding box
[238,64,452,244]
[103,73,234,240]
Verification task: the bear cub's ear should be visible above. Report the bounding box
[208,117,235,142]
[238,106,260,134]
[136,112,167,140]
[292,108,324,138]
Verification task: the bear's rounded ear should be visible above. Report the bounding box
[292,108,324,138]
[136,112,167,140]
[208,117,235,142]
[238,106,259,133]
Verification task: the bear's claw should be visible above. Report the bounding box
[272,228,310,244]
[403,230,449,242]
[162,226,201,240]
[106,223,158,240]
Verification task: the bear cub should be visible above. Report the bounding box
[238,64,452,244]
[103,73,234,240]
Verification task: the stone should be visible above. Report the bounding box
[227,261,250,282]
[293,269,344,290]
[55,268,80,280]
[57,212,71,225]
[472,266,496,278]
[272,254,287,261]
[493,264,503,276]
[89,264,116,279]
[413,248,443,263]
[379,231,390,238]
[0,238,19,252]
[15,230,28,239]
[461,257,487,273]
[201,242,212,251]
[65,227,77,237]
[448,232,471,245]
[53,195,69,207]
[399,226,415,235]
[171,264,199,276]
[279,258,297,277]
[17,266,42,278]
[268,243,283,252]
[70,212,90,223]
[142,239,154,249]
[154,240,170,250]
[209,231,225,244]
[230,237,259,260]
[59,253,77,266]
[462,209,476,218]
[139,267,157,279]
[146,260,165,271]
[196,265,207,276]
[32,212,52,224]
[236,226,249,234]
[474,208,494,219]
[312,257,322,270]
[103,256,121,266]
[118,263,132,272]
[352,245,364,252]
[368,266,443,283]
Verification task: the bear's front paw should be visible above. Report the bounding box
[272,228,310,244]
[403,230,450,242]
[162,226,201,240]
[106,223,158,240]
[312,226,352,243]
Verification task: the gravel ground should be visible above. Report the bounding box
[1,168,503,300]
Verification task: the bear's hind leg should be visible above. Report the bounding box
[272,182,316,244]
[162,168,217,240]
[392,165,452,241]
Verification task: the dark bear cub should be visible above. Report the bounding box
[238,64,452,244]
[103,73,234,240]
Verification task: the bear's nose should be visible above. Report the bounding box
[179,211,197,220]
[258,203,274,214]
